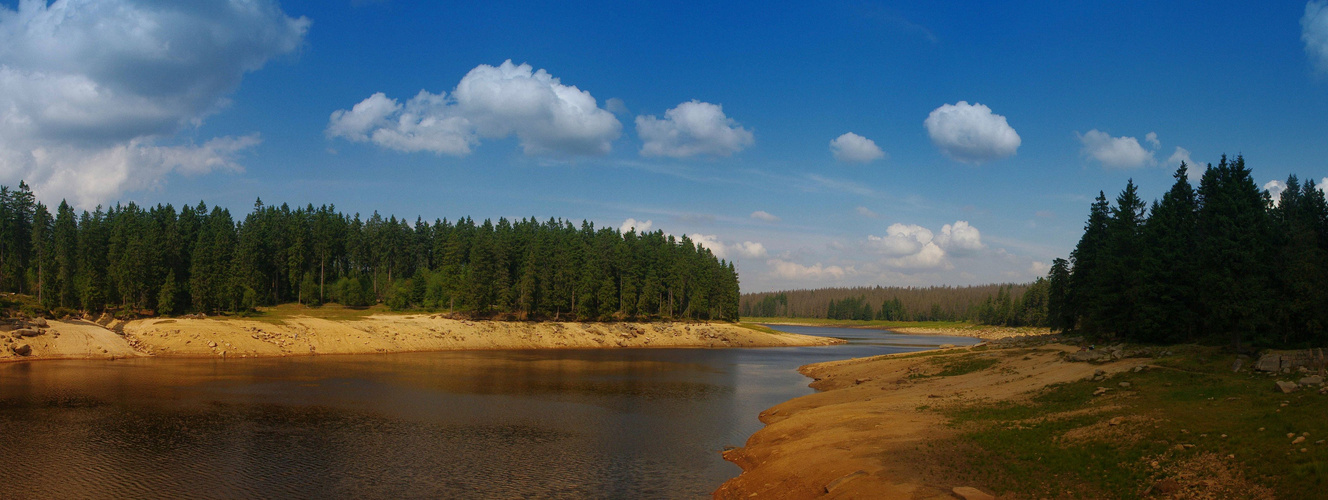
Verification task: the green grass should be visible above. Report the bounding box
[734,322,783,334]
[909,354,1000,379]
[930,345,1328,498]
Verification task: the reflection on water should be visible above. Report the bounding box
[0,325,977,499]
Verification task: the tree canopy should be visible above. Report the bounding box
[0,184,739,322]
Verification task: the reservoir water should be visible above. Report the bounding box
[0,325,978,499]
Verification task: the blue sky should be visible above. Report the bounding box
[2,0,1328,292]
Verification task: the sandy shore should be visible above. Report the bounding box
[755,320,1050,341]
[0,315,839,362]
[714,341,1149,499]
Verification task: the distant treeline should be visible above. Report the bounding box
[1046,156,1327,348]
[740,283,1049,326]
[0,182,739,321]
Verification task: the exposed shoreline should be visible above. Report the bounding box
[0,315,841,362]
[752,319,1050,341]
[713,337,1146,499]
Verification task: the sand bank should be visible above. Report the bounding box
[714,341,1149,499]
[1,315,839,362]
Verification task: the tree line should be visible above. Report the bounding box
[741,283,1045,324]
[1047,155,1327,348]
[0,182,739,321]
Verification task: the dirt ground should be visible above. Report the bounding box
[713,343,1152,499]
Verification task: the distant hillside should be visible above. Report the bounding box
[741,284,1040,323]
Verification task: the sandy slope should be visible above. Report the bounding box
[713,343,1149,499]
[118,315,840,358]
[0,319,143,361]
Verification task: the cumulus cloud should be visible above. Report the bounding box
[0,0,308,207]
[1166,146,1194,168]
[1145,132,1160,149]
[636,100,753,157]
[767,259,851,280]
[866,220,983,270]
[750,210,780,223]
[328,60,622,157]
[856,206,881,219]
[1305,1,1328,73]
[1030,261,1051,277]
[829,132,886,163]
[689,234,767,259]
[1265,179,1288,206]
[1078,129,1156,168]
[620,218,653,233]
[923,101,1020,163]
[936,220,984,255]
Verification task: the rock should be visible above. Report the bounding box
[1070,350,1108,362]
[1150,478,1181,496]
[1133,365,1146,373]
[31,318,47,328]
[1093,387,1110,396]
[1300,375,1323,386]
[208,341,217,348]
[1288,432,1298,438]
[12,343,30,356]
[14,328,39,337]
[1276,381,1299,393]
[1119,382,1132,388]
[1095,369,1106,376]
[1231,358,1244,372]
[1294,436,1306,445]
[824,470,867,493]
[951,486,995,500]
[1254,354,1282,372]
[854,378,872,385]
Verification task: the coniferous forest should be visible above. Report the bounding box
[1047,155,1328,349]
[740,282,1050,327]
[0,182,739,321]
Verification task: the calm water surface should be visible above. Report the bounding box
[0,325,977,499]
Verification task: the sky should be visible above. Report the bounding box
[2,0,1328,293]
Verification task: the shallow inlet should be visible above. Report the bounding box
[0,325,976,499]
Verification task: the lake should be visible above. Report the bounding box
[0,325,978,499]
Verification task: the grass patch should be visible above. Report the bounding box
[910,354,1000,379]
[928,345,1328,498]
[734,323,782,334]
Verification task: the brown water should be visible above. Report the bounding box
[0,325,977,499]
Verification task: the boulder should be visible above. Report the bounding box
[1300,375,1323,386]
[1070,350,1108,362]
[14,328,40,337]
[12,343,30,356]
[1254,354,1282,372]
[1276,381,1299,393]
[951,486,996,500]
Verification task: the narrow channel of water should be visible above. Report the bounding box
[0,325,977,499]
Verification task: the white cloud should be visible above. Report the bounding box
[328,60,622,157]
[636,100,753,157]
[1265,179,1288,206]
[923,101,1020,163]
[750,210,780,223]
[605,97,628,115]
[1078,129,1156,168]
[1305,1,1328,73]
[0,0,308,207]
[868,223,933,256]
[767,259,851,280]
[865,220,983,270]
[689,233,767,259]
[620,218,652,233]
[829,132,886,163]
[1030,261,1051,277]
[936,220,984,255]
[1145,132,1160,149]
[1166,147,1194,168]
[856,206,881,219]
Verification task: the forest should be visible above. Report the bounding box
[0,182,739,322]
[1047,155,1327,349]
[740,282,1050,326]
